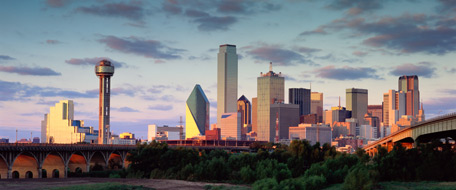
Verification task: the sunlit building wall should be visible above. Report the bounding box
[237,95,251,136]
[220,112,241,140]
[41,100,86,144]
[252,97,258,133]
[383,90,406,127]
[217,44,238,125]
[398,75,420,117]
[186,84,210,139]
[257,63,284,142]
[311,92,323,123]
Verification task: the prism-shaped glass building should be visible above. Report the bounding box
[186,84,210,139]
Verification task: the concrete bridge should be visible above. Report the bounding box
[0,140,259,179]
[364,113,456,156]
[0,144,135,179]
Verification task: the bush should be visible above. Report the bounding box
[343,164,378,190]
[252,178,279,190]
[301,175,326,190]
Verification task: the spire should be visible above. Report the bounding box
[269,62,272,72]
[421,102,423,110]
[338,96,341,108]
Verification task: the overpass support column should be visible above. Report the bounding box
[81,151,95,173]
[59,152,72,178]
[7,166,12,179]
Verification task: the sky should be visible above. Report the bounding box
[1,0,455,141]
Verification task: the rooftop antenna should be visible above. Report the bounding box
[178,116,184,127]
[269,62,272,72]
[338,96,341,108]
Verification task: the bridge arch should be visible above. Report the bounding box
[12,152,38,178]
[90,151,109,171]
[68,152,88,173]
[42,152,65,178]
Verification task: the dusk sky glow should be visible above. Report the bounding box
[1,0,455,141]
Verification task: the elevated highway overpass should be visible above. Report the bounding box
[364,113,456,156]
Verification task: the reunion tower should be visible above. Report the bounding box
[95,60,114,144]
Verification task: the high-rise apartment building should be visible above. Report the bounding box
[398,75,420,117]
[41,100,89,144]
[186,85,210,139]
[217,44,238,125]
[95,60,114,144]
[257,63,284,142]
[346,88,368,125]
[289,88,311,116]
[311,92,323,122]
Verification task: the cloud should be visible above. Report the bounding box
[159,0,280,31]
[325,0,384,15]
[314,65,381,80]
[0,80,96,101]
[148,104,173,111]
[98,35,185,59]
[447,68,456,73]
[76,2,148,21]
[423,97,456,116]
[294,46,321,54]
[302,14,456,55]
[0,55,15,61]
[300,26,328,36]
[390,62,437,78]
[315,53,360,63]
[193,15,237,31]
[46,40,61,44]
[0,66,61,76]
[352,51,368,57]
[65,57,127,68]
[45,0,72,8]
[437,0,456,13]
[246,44,313,66]
[113,107,139,112]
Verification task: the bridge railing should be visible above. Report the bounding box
[0,143,136,149]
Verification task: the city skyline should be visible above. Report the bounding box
[1,0,456,141]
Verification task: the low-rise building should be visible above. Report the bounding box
[289,123,331,146]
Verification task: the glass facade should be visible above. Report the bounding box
[186,85,210,139]
[217,44,238,125]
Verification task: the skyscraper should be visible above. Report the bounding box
[95,60,114,144]
[217,44,238,125]
[237,95,251,126]
[186,84,210,139]
[257,62,284,142]
[289,88,311,116]
[311,92,323,122]
[252,97,258,133]
[383,90,406,127]
[346,88,368,125]
[398,75,420,117]
[237,95,251,135]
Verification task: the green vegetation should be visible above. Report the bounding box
[51,183,154,190]
[69,139,456,190]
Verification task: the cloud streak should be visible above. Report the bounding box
[390,62,437,78]
[246,44,313,66]
[98,35,185,59]
[314,65,381,80]
[0,55,15,61]
[148,104,173,111]
[65,57,127,68]
[0,66,61,76]
[76,2,148,21]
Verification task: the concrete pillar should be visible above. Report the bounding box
[7,167,12,179]
[38,167,42,178]
[86,161,90,173]
[64,163,68,178]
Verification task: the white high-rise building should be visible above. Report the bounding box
[217,44,238,125]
